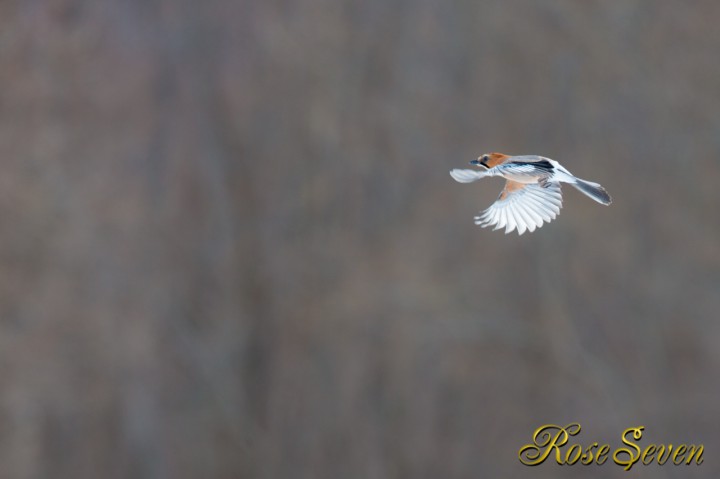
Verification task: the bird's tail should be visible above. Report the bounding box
[571,179,612,205]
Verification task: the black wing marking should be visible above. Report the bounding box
[509,159,553,171]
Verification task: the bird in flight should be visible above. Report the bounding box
[450,152,611,235]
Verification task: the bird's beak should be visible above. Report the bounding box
[469,159,480,165]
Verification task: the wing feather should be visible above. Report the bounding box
[450,169,489,183]
[515,204,537,233]
[473,180,564,234]
[523,195,555,222]
[513,204,529,235]
[506,204,520,234]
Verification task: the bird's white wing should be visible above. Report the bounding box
[493,159,554,181]
[474,180,563,235]
[450,168,489,183]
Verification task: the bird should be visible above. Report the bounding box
[450,152,611,235]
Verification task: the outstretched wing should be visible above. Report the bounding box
[474,180,563,235]
[449,168,489,183]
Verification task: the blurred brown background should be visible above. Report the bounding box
[1,1,719,478]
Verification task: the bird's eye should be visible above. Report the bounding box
[482,155,489,161]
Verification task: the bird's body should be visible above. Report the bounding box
[450,152,611,235]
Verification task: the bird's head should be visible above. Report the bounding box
[470,152,509,168]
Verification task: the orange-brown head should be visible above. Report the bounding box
[470,152,511,168]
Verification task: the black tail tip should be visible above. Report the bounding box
[574,180,612,205]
